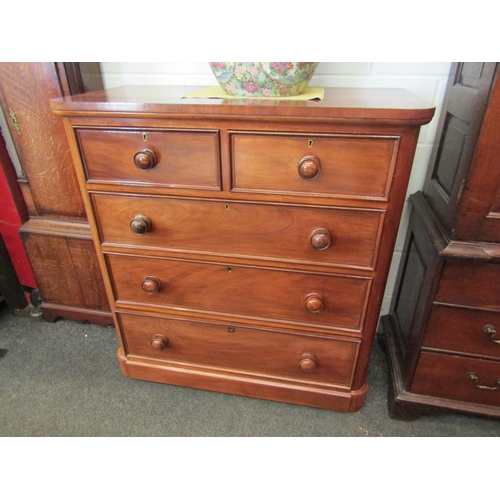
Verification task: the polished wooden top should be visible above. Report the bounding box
[51,85,435,125]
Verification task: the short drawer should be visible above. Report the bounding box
[76,128,221,190]
[93,193,383,270]
[423,304,500,359]
[411,351,500,407]
[436,261,500,310]
[107,254,371,332]
[118,313,360,388]
[230,132,399,200]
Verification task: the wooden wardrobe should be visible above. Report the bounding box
[0,63,111,324]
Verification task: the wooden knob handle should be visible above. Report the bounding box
[310,228,331,250]
[130,215,152,235]
[151,334,169,350]
[142,276,161,294]
[134,149,157,170]
[298,156,321,180]
[305,293,323,313]
[300,353,317,372]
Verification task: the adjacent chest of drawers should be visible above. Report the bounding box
[382,63,500,419]
[52,86,433,412]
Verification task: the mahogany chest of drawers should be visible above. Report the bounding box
[51,86,433,412]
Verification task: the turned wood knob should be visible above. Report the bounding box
[142,276,161,294]
[305,293,323,313]
[300,353,317,372]
[151,334,169,350]
[310,228,331,250]
[298,156,321,180]
[134,149,157,171]
[130,215,152,235]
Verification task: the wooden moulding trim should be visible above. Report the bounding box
[49,86,435,126]
[442,241,500,260]
[410,191,449,253]
[19,217,92,239]
[410,191,500,261]
[17,178,39,217]
[41,303,113,324]
[88,184,390,212]
[51,110,435,128]
[115,308,364,346]
[100,242,380,274]
[117,348,367,412]
[114,299,365,336]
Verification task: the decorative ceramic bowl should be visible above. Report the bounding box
[209,62,318,97]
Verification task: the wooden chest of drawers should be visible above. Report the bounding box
[414,260,500,407]
[51,86,433,412]
[383,193,500,417]
[382,63,500,420]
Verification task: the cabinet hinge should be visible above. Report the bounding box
[9,108,21,135]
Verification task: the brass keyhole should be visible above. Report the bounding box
[228,326,235,333]
[225,204,230,210]
[142,133,148,141]
[308,139,313,148]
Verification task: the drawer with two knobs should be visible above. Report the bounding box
[106,253,371,333]
[92,193,384,271]
[118,312,360,389]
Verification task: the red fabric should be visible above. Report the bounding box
[0,131,36,288]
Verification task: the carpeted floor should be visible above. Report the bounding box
[1,310,499,437]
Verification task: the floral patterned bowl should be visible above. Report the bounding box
[209,62,318,97]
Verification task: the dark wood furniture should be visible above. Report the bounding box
[0,63,112,324]
[52,85,433,411]
[381,62,500,419]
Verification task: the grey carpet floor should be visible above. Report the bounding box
[1,310,499,437]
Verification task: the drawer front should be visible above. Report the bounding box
[93,194,383,270]
[118,313,359,387]
[76,128,221,190]
[436,261,500,309]
[107,254,371,332]
[231,132,399,200]
[424,304,500,359]
[412,351,500,407]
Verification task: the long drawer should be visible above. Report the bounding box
[230,132,399,200]
[436,261,500,309]
[118,312,360,388]
[93,193,383,270]
[77,128,221,190]
[423,304,500,359]
[107,253,371,332]
[411,351,500,407]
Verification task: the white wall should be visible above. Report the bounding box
[100,62,452,315]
